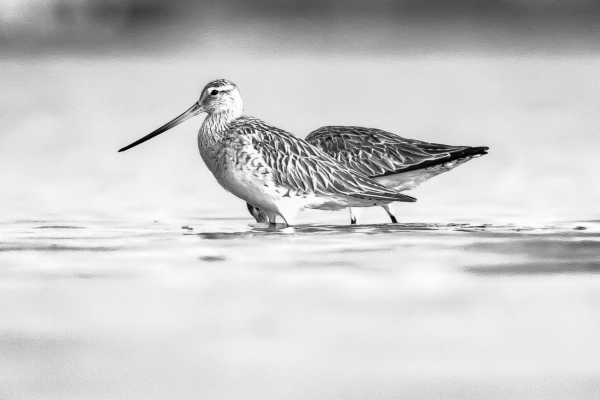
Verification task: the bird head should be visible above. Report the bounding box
[118,78,242,152]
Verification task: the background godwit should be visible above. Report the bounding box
[249,126,488,224]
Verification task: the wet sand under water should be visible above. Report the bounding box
[1,218,600,399]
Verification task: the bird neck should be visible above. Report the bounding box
[200,109,240,137]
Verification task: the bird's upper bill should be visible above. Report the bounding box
[118,79,242,152]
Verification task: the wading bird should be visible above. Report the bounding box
[119,79,416,226]
[248,126,488,224]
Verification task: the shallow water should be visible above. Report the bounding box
[1,218,600,399]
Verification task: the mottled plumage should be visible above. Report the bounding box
[307,126,488,180]
[199,115,416,226]
[225,118,417,201]
[119,79,415,227]
[248,126,488,224]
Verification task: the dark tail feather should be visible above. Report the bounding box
[381,146,489,175]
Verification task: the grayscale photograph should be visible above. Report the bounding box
[1,0,599,399]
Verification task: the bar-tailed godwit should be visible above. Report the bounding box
[248,126,488,224]
[119,79,416,226]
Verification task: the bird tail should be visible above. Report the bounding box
[389,146,489,174]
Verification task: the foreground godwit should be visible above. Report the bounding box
[248,126,488,224]
[119,79,415,226]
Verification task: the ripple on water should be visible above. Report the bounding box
[191,222,600,239]
[35,226,86,230]
[466,261,600,275]
[0,243,121,252]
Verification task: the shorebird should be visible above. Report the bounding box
[248,126,488,224]
[119,79,416,226]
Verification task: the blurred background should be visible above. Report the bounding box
[2,3,600,400]
[1,0,599,222]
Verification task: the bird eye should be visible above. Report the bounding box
[210,90,219,96]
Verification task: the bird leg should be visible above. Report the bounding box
[382,204,398,223]
[266,211,279,227]
[248,205,291,228]
[349,208,357,225]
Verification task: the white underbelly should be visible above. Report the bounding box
[216,163,281,208]
[219,166,350,211]
[199,142,390,214]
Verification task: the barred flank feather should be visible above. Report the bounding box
[225,117,416,203]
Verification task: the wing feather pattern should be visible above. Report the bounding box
[306,126,488,177]
[227,117,415,203]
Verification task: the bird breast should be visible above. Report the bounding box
[197,127,284,210]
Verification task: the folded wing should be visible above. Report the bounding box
[230,118,416,203]
[306,126,488,178]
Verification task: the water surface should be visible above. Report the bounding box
[1,218,599,399]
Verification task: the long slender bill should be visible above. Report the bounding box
[118,102,203,152]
